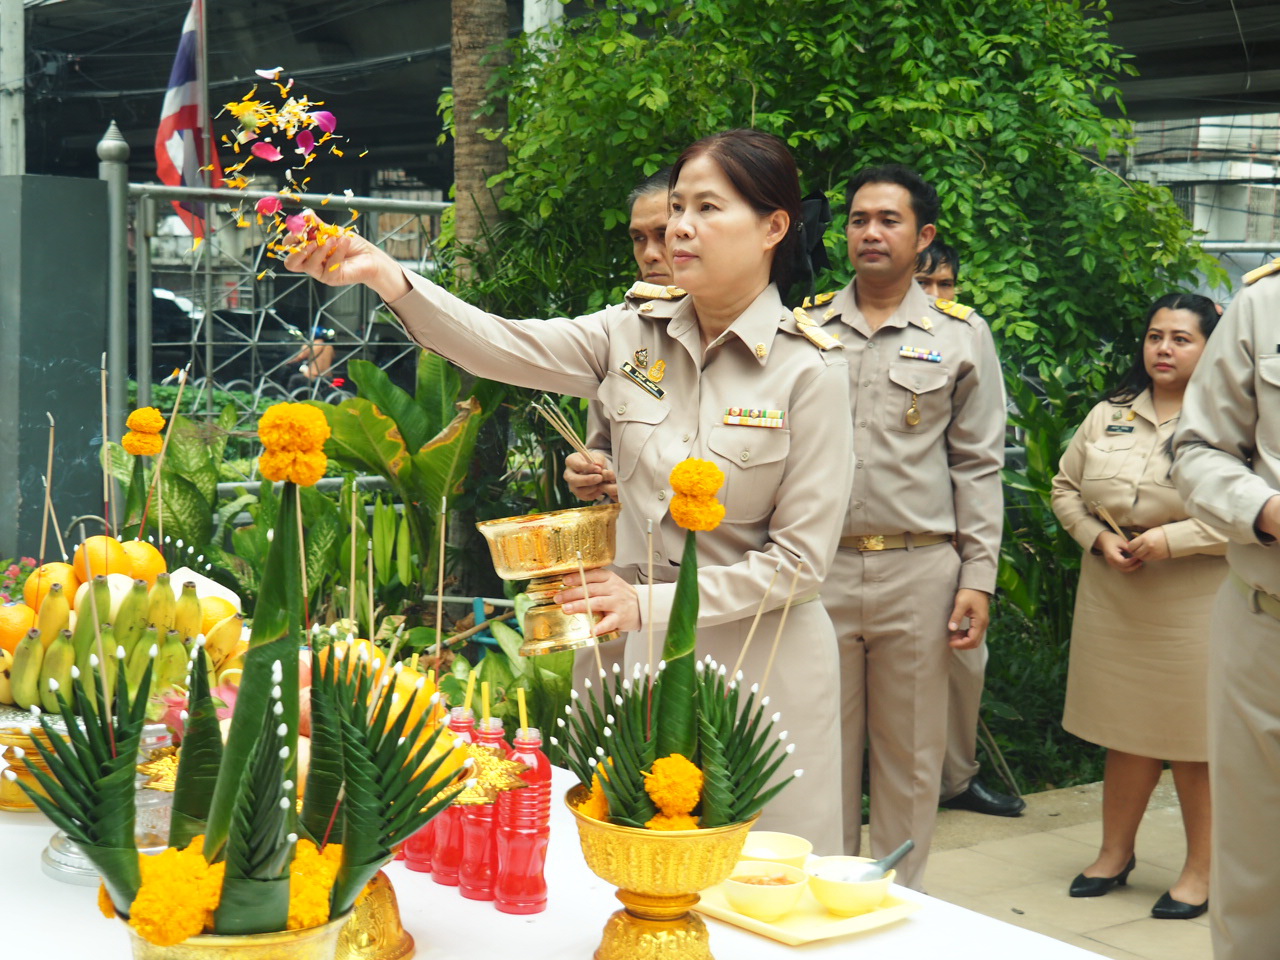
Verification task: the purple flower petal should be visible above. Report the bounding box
[296,130,315,155]
[250,141,283,162]
[285,213,308,236]
[310,111,337,134]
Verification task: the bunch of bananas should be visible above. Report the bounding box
[0,573,245,711]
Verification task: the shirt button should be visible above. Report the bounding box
[862,380,872,387]
[657,490,666,500]
[868,341,877,348]
[616,404,627,416]
[858,420,867,428]
[856,459,864,469]
[853,501,863,510]
[682,433,690,443]
[740,451,750,462]
[653,551,661,561]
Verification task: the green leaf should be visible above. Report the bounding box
[654,531,698,761]
[157,472,213,549]
[349,359,434,453]
[169,645,225,848]
[164,414,220,508]
[309,398,411,486]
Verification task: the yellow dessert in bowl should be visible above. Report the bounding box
[806,856,894,917]
[721,860,810,922]
[739,830,814,869]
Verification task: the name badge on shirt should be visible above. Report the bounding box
[723,407,786,428]
[620,360,666,400]
[1106,424,1135,434]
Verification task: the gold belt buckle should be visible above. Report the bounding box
[857,535,886,551]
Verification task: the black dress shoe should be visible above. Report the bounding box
[1069,856,1136,897]
[1151,891,1208,920]
[940,779,1027,817]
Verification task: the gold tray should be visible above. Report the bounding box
[694,886,921,946]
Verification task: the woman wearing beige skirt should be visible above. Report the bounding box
[1051,294,1226,919]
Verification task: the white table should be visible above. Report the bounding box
[0,765,1103,959]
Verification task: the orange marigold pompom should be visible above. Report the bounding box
[643,753,704,816]
[646,812,701,831]
[669,492,725,532]
[259,448,329,487]
[669,459,725,499]
[288,839,343,930]
[579,771,611,822]
[122,431,164,457]
[126,407,167,435]
[258,402,331,454]
[98,882,117,919]
[128,837,225,946]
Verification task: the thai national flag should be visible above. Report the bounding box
[154,0,222,238]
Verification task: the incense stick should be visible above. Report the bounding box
[44,477,68,559]
[759,560,804,697]
[39,413,55,567]
[139,364,189,546]
[435,497,447,664]
[348,483,359,625]
[732,560,784,678]
[577,550,605,679]
[295,492,309,627]
[1092,501,1127,540]
[79,523,115,750]
[99,354,113,536]
[366,539,375,641]
[532,398,593,460]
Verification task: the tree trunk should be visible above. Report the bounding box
[451,0,509,276]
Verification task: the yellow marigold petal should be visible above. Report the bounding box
[98,882,117,919]
[129,841,223,946]
[122,431,164,457]
[669,459,725,498]
[669,493,725,532]
[287,449,329,487]
[126,407,167,434]
[258,402,331,454]
[642,753,703,816]
[645,812,700,831]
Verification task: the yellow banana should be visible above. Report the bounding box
[173,582,202,643]
[10,629,45,711]
[203,612,245,671]
[39,629,76,714]
[148,573,175,632]
[126,628,159,700]
[113,579,151,657]
[35,582,71,649]
[0,648,14,704]
[77,624,118,712]
[152,629,190,695]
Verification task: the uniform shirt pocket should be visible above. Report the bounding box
[885,361,951,433]
[598,372,670,482]
[706,424,791,524]
[1082,435,1136,480]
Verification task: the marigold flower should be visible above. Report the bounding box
[128,836,225,946]
[258,402,331,454]
[645,812,700,831]
[259,448,328,487]
[643,753,704,816]
[126,407,166,435]
[578,771,611,822]
[122,431,164,457]
[288,839,343,930]
[98,882,117,919]
[669,493,725,532]
[669,459,725,499]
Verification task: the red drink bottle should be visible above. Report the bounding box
[431,706,475,886]
[494,726,551,914]
[459,716,507,900]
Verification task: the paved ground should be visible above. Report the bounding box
[920,771,1210,959]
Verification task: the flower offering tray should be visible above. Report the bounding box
[694,885,921,946]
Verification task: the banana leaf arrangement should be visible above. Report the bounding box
[557,459,800,830]
[6,403,469,945]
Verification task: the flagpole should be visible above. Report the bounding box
[198,0,215,422]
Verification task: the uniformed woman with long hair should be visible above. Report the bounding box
[1051,293,1224,919]
[284,130,854,854]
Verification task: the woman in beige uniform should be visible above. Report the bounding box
[284,130,854,854]
[1051,293,1225,919]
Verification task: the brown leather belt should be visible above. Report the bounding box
[1231,571,1280,623]
[839,533,953,552]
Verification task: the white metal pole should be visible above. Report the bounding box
[0,0,25,176]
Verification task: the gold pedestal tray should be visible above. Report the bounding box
[336,870,415,960]
[124,913,351,960]
[566,785,757,960]
[0,704,68,812]
[477,503,623,656]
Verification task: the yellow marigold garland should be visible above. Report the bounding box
[122,431,164,457]
[642,753,704,816]
[288,839,343,930]
[126,407,166,435]
[257,403,331,485]
[578,771,611,822]
[97,882,117,919]
[669,492,725,532]
[645,812,701,831]
[128,836,225,947]
[668,459,725,532]
[259,448,329,486]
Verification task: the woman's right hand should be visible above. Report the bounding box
[282,230,411,302]
[1093,531,1143,573]
[564,451,617,502]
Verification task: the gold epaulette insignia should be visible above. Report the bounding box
[935,298,974,320]
[626,281,688,300]
[800,291,838,309]
[1244,257,1280,286]
[792,307,843,351]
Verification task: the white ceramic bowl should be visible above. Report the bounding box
[806,856,893,917]
[721,860,810,922]
[739,830,814,869]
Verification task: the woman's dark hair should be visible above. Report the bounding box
[1106,293,1220,404]
[669,129,803,290]
[627,167,672,212]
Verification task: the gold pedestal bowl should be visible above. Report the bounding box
[0,708,67,812]
[476,503,623,656]
[566,785,757,960]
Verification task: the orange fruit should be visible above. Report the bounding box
[23,561,79,612]
[0,603,37,655]
[72,535,129,582]
[120,540,167,587]
[198,596,238,637]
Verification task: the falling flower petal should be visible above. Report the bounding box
[310,111,337,133]
[255,66,284,80]
[296,129,315,155]
[250,141,283,162]
[285,213,308,237]
[256,196,283,216]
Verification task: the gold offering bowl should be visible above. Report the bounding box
[566,785,757,960]
[476,503,623,656]
[123,913,351,960]
[0,714,66,812]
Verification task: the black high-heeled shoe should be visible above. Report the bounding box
[1151,891,1208,920]
[1069,855,1136,897]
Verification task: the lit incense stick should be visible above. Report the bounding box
[39,413,55,566]
[577,550,605,679]
[1092,501,1127,540]
[759,560,804,697]
[732,560,784,678]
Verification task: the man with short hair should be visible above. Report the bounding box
[913,239,1025,819]
[802,166,1007,888]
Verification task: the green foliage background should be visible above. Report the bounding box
[433,0,1231,790]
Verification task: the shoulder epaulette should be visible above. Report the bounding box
[1244,257,1280,285]
[625,281,688,301]
[934,298,975,320]
[800,291,838,309]
[791,307,843,351]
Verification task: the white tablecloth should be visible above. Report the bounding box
[0,765,1102,959]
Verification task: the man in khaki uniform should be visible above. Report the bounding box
[1173,259,1280,960]
[916,241,1025,818]
[805,166,1006,889]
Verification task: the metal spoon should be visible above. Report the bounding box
[836,839,915,883]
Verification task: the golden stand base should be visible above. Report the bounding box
[336,870,415,960]
[594,891,712,960]
[0,727,56,812]
[520,574,618,656]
